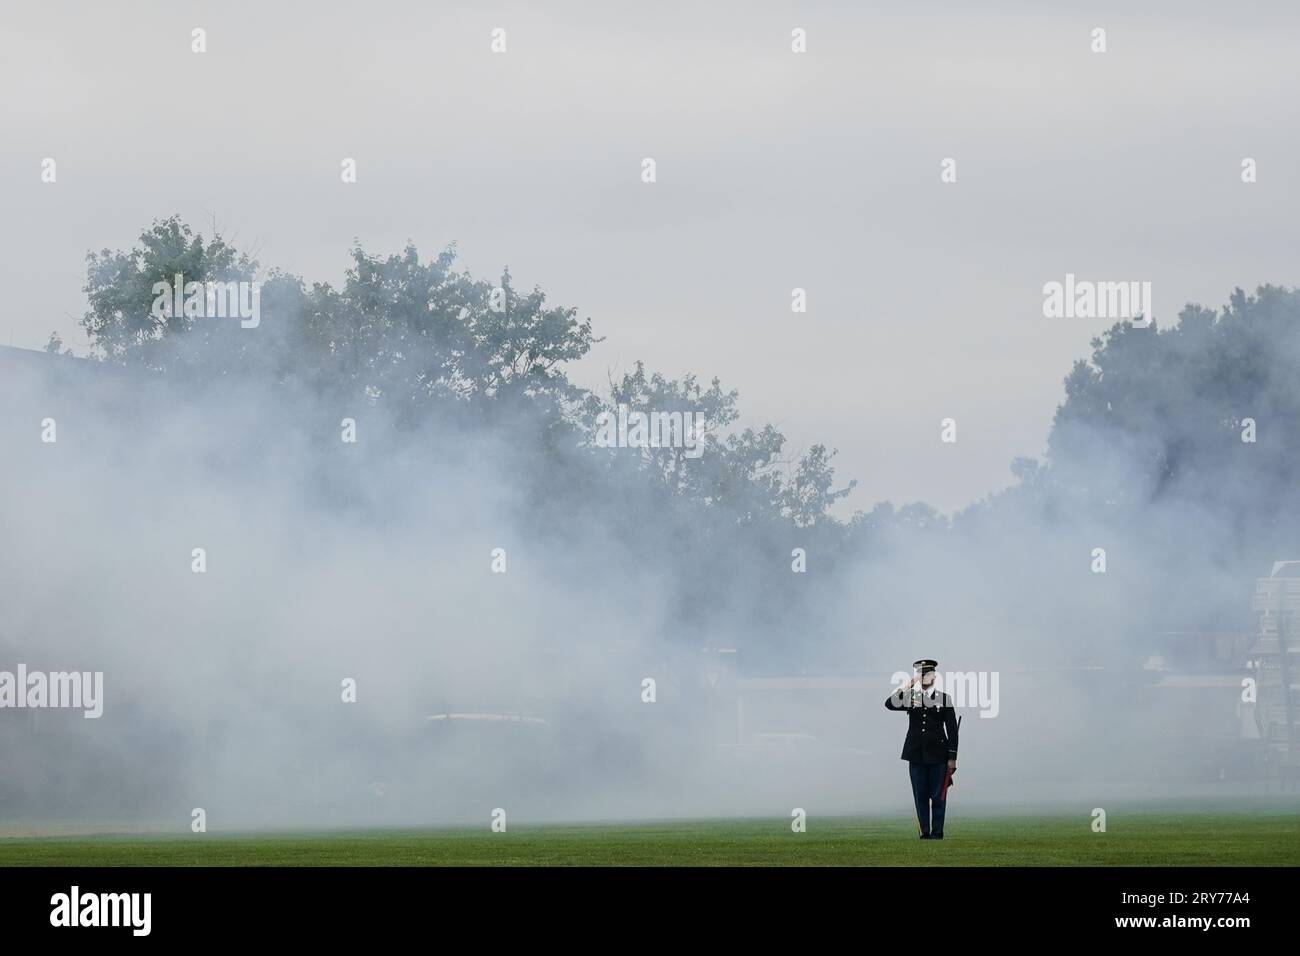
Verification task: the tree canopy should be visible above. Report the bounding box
[67,218,1300,649]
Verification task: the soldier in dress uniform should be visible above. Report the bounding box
[884,659,959,839]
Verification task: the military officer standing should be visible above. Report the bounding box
[885,659,959,839]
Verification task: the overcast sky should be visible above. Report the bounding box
[3,1,1298,512]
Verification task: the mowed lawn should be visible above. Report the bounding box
[2,813,1298,866]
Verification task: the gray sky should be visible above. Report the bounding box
[3,0,1298,512]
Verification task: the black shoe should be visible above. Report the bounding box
[931,834,944,840]
[919,834,931,839]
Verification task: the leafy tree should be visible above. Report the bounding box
[779,444,856,528]
[82,216,261,372]
[73,218,857,533]
[1044,285,1300,564]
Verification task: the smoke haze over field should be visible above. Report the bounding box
[2,289,1294,829]
[3,2,1300,834]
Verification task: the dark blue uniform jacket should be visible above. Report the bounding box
[885,688,959,764]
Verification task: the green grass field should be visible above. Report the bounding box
[2,812,1298,866]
